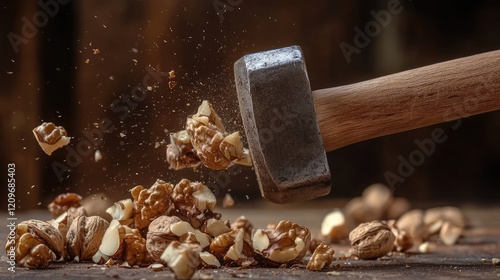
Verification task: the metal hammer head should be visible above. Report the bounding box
[234,46,331,204]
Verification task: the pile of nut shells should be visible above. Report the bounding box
[5,179,337,279]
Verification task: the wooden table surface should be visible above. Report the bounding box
[1,202,499,279]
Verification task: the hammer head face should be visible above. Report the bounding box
[234,46,331,204]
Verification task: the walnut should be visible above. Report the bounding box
[386,197,411,220]
[6,220,64,268]
[231,216,253,234]
[210,228,253,265]
[252,220,311,266]
[131,179,174,229]
[349,221,395,260]
[146,215,183,262]
[306,242,335,271]
[160,241,201,280]
[166,130,201,170]
[186,100,251,170]
[386,220,413,252]
[344,197,380,225]
[169,221,211,248]
[170,179,216,229]
[32,122,71,155]
[66,216,109,262]
[321,209,349,243]
[361,184,393,214]
[47,192,82,218]
[439,221,463,246]
[123,228,153,266]
[202,218,231,238]
[396,209,428,242]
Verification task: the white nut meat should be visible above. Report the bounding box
[33,122,71,155]
[160,241,201,280]
[321,209,349,242]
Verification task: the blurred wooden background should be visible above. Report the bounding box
[1,0,499,210]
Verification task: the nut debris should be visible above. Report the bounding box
[131,179,174,230]
[160,241,201,280]
[306,242,335,271]
[321,209,349,242]
[396,209,427,242]
[252,220,311,266]
[33,122,71,155]
[493,258,500,265]
[439,221,462,246]
[386,220,413,252]
[167,100,252,170]
[200,251,221,268]
[349,221,395,260]
[418,242,430,253]
[106,199,134,221]
[48,192,83,218]
[222,193,235,208]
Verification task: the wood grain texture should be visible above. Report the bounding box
[313,50,500,151]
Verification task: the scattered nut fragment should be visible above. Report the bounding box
[166,130,201,170]
[168,70,176,79]
[6,220,64,268]
[320,209,349,243]
[418,242,430,253]
[123,228,152,266]
[131,179,174,229]
[105,258,114,267]
[169,220,211,248]
[222,193,235,208]
[48,192,82,218]
[168,80,177,89]
[386,220,413,252]
[396,209,428,242]
[349,221,395,260]
[150,263,165,271]
[93,219,128,263]
[160,241,201,280]
[170,179,216,229]
[306,242,335,271]
[439,221,463,246]
[200,251,221,268]
[146,215,183,262]
[33,122,72,156]
[106,199,134,221]
[252,220,311,266]
[210,228,253,265]
[94,150,102,162]
[493,258,500,265]
[203,218,231,238]
[66,216,109,262]
[424,206,466,234]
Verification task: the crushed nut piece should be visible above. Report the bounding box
[306,242,335,271]
[439,221,463,246]
[203,218,231,238]
[66,216,109,262]
[170,179,216,229]
[493,258,500,265]
[6,220,64,268]
[386,220,413,252]
[106,199,134,221]
[160,241,201,280]
[252,220,311,266]
[48,192,82,218]
[169,70,176,79]
[94,219,127,262]
[131,179,174,230]
[33,122,71,156]
[418,241,430,253]
[150,263,165,271]
[210,228,253,265]
[424,207,466,234]
[222,193,235,208]
[123,228,152,266]
[349,221,395,260]
[321,209,349,243]
[168,80,177,89]
[166,130,201,170]
[200,251,221,268]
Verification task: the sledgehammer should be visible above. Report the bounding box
[234,46,500,203]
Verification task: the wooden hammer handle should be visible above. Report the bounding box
[313,50,500,152]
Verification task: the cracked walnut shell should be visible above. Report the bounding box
[33,122,71,155]
[6,220,64,268]
[349,220,395,260]
[252,220,311,266]
[131,179,174,230]
[66,216,109,262]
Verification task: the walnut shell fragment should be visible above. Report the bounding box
[306,242,335,271]
[6,220,64,268]
[386,220,413,252]
[252,220,311,266]
[131,179,174,230]
[210,228,254,266]
[349,221,395,260]
[33,122,71,155]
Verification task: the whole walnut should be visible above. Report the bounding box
[349,221,395,260]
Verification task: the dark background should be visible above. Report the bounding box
[1,0,499,210]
